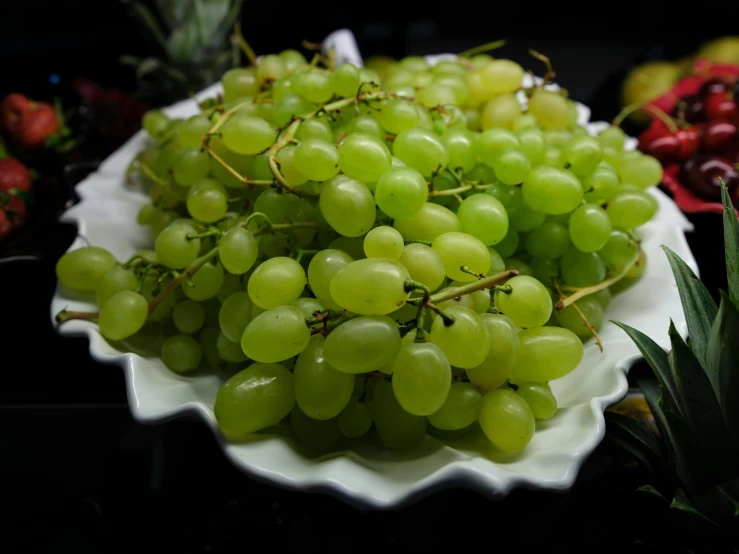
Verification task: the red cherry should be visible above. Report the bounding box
[702,120,738,152]
[640,134,679,163]
[681,154,739,201]
[682,94,706,124]
[704,92,738,121]
[699,78,729,97]
[675,127,700,159]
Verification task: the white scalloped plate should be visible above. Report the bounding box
[50,37,696,509]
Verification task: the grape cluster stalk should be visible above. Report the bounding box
[55,38,662,454]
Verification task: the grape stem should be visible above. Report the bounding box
[138,162,166,187]
[556,253,640,310]
[612,102,679,134]
[55,309,98,325]
[458,39,507,58]
[529,50,556,83]
[409,270,518,306]
[233,22,258,66]
[429,182,494,197]
[148,247,220,314]
[570,300,604,352]
[186,230,222,241]
[252,221,327,238]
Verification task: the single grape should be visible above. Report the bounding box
[517,127,546,165]
[557,296,605,338]
[215,364,294,439]
[434,286,475,312]
[378,99,420,134]
[292,297,325,318]
[279,49,307,71]
[338,132,392,182]
[247,257,305,309]
[494,149,531,185]
[481,59,524,93]
[56,247,116,292]
[391,341,451,416]
[182,262,224,301]
[142,110,169,139]
[582,166,620,204]
[218,292,253,343]
[172,299,206,334]
[530,257,559,286]
[222,116,276,155]
[186,182,228,223]
[496,275,552,328]
[516,382,557,420]
[297,118,333,142]
[274,145,307,186]
[442,128,476,172]
[525,222,570,259]
[363,226,404,260]
[161,334,202,373]
[397,243,445,290]
[319,175,376,237]
[478,389,535,452]
[488,247,506,274]
[606,190,657,229]
[198,326,222,369]
[293,70,333,103]
[331,63,361,97]
[598,126,626,151]
[476,128,520,167]
[430,306,489,368]
[241,305,310,363]
[528,89,570,129]
[273,93,313,127]
[428,382,482,430]
[393,128,450,177]
[330,258,410,315]
[522,165,583,214]
[172,147,210,187]
[221,68,259,101]
[371,379,427,449]
[325,315,401,374]
[338,399,373,438]
[619,153,663,189]
[599,230,638,271]
[95,265,137,307]
[560,246,606,287]
[155,223,200,269]
[98,290,148,341]
[219,227,258,275]
[417,83,457,107]
[512,326,583,382]
[432,231,491,282]
[562,135,603,177]
[569,204,612,252]
[307,249,354,310]
[457,194,509,246]
[481,93,522,130]
[293,138,340,182]
[393,202,462,241]
[466,313,519,390]
[346,114,385,140]
[375,167,429,220]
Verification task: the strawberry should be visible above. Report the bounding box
[0,158,32,236]
[1,93,60,151]
[0,208,11,240]
[0,93,32,133]
[0,158,32,192]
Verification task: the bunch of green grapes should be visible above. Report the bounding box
[56,45,662,455]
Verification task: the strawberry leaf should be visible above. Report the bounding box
[663,245,717,367]
[722,184,739,311]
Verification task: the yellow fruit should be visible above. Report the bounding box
[621,61,680,108]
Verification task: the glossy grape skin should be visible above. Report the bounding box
[95,265,138,307]
[442,128,476,172]
[56,247,117,292]
[155,223,200,269]
[172,147,210,187]
[516,382,557,420]
[512,327,584,382]
[297,118,333,142]
[569,204,612,253]
[495,275,552,328]
[599,230,638,271]
[330,258,410,315]
[371,380,428,449]
[392,341,451,416]
[528,89,570,129]
[562,135,603,177]
[347,114,385,140]
[466,314,520,390]
[319,175,376,237]
[293,70,333,104]
[525,222,570,259]
[294,336,354,420]
[290,405,341,452]
[397,243,445,291]
[560,247,606,287]
[307,249,354,310]
[481,93,522,130]
[606,190,657,229]
[619,154,663,189]
[338,132,392,182]
[582,166,620,205]
[215,364,295,440]
[428,382,482,430]
[522,165,583,214]
[182,262,224,301]
[247,257,306,309]
[241,305,310,363]
[517,127,546,165]
[293,138,340,182]
[430,306,489,368]
[273,93,313,127]
[222,116,276,155]
[142,109,169,139]
[457,194,509,246]
[331,63,361,97]
[393,202,462,242]
[218,292,253,343]
[186,183,228,223]
[338,399,373,438]
[363,226,404,260]
[557,296,605,338]
[161,334,202,373]
[98,291,149,341]
[481,59,524,93]
[432,231,491,282]
[393,128,450,176]
[375,167,429,220]
[324,315,401,374]
[218,227,258,275]
[378,99,420,134]
[476,128,520,167]
[478,389,535,452]
[172,299,206,334]
[221,68,260,101]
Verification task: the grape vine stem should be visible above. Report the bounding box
[429,182,494,196]
[148,247,220,314]
[252,221,327,237]
[408,270,518,306]
[556,253,640,310]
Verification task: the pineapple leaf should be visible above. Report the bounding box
[670,488,718,527]
[663,245,718,367]
[706,292,739,445]
[722,184,739,311]
[614,321,685,418]
[669,320,739,479]
[605,412,667,471]
[130,2,169,51]
[637,484,667,501]
[717,480,739,517]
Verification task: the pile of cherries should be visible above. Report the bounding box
[639,78,739,203]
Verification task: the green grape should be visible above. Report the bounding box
[207,142,252,189]
[219,227,258,275]
[512,327,583,382]
[393,202,462,241]
[397,243,445,290]
[279,48,307,71]
[338,399,373,438]
[255,54,286,84]
[602,146,619,167]
[467,313,519,390]
[525,222,570,259]
[307,249,354,310]
[464,163,496,187]
[221,68,259,101]
[375,167,429,220]
[171,147,209,187]
[481,59,524,93]
[98,291,148,341]
[399,56,429,72]
[413,103,434,130]
[241,305,310,363]
[215,363,294,439]
[432,60,466,76]
[442,128,476,172]
[582,166,620,204]
[432,231,491,282]
[496,275,552,328]
[435,286,475,312]
[182,262,224,301]
[417,83,456,107]
[56,247,116,292]
[562,136,603,177]
[598,126,626,151]
[346,114,385,140]
[516,382,557,420]
[371,380,427,449]
[273,93,313,127]
[599,230,638,270]
[430,306,489,368]
[292,297,324,318]
[606,190,657,229]
[528,89,570,129]
[142,109,169,139]
[481,93,522,130]
[187,183,228,223]
[516,127,546,165]
[560,246,606,287]
[626,249,647,279]
[492,148,530,185]
[297,118,333,142]
[432,75,468,105]
[478,389,535,452]
[569,204,612,252]
[530,257,559,286]
[155,224,200,269]
[488,246,506,274]
[324,315,401,373]
[222,116,276,155]
[558,296,605,338]
[337,132,392,182]
[514,113,538,130]
[505,258,534,277]
[293,138,340,182]
[218,292,252,343]
[95,265,137,306]
[392,128,450,177]
[247,257,305,309]
[161,334,202,373]
[331,63,361,97]
[293,70,333,103]
[216,332,248,362]
[543,144,565,167]
[274,145,307,186]
[377,99,419,134]
[428,382,482,430]
[358,67,381,85]
[593,287,612,310]
[391,341,451,416]
[495,228,519,258]
[290,405,341,452]
[172,299,206,334]
[522,166,583,214]
[363,226,404,260]
[619,153,663,189]
[173,115,210,149]
[137,203,158,226]
[457,194,509,246]
[198,326,222,368]
[319,175,376,237]
[463,69,488,107]
[476,128,520,167]
[294,335,354,420]
[330,258,410,315]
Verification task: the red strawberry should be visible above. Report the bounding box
[0,93,32,133]
[0,208,11,240]
[1,93,60,150]
[2,195,28,225]
[0,158,32,233]
[0,158,32,192]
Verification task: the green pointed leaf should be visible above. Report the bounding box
[670,488,718,526]
[707,292,739,444]
[614,321,684,418]
[663,246,718,367]
[131,2,170,51]
[606,412,667,471]
[722,184,739,311]
[637,484,667,501]
[718,479,739,517]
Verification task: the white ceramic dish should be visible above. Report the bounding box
[50,37,696,509]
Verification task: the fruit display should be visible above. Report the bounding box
[55,42,664,455]
[636,60,739,211]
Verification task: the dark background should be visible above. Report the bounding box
[1,1,736,552]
